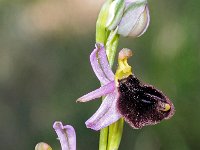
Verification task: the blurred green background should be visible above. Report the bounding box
[0,0,200,149]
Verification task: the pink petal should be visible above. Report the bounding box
[90,44,114,85]
[85,91,122,131]
[97,43,115,80]
[77,81,115,102]
[53,122,76,150]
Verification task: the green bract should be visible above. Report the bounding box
[106,0,125,30]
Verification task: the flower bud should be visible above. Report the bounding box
[35,142,52,150]
[106,0,125,30]
[118,0,150,37]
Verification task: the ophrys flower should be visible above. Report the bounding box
[77,44,175,131]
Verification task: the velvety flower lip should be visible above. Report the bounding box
[77,44,175,131]
[117,74,175,129]
[53,121,76,150]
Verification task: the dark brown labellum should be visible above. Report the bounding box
[117,75,175,129]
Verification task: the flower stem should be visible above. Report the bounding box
[99,23,123,150]
[99,31,123,150]
[96,1,124,150]
[99,127,109,150]
[96,1,112,150]
[107,118,124,150]
[105,30,124,150]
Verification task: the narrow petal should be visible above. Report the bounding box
[77,81,115,102]
[85,91,122,131]
[53,122,76,150]
[98,43,115,80]
[90,44,114,84]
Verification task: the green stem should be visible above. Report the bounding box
[97,1,112,150]
[96,1,124,150]
[99,127,109,150]
[107,119,124,150]
[106,30,124,150]
[99,28,123,150]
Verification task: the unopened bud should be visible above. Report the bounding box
[35,142,52,150]
[118,0,150,37]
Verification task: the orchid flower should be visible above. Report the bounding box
[53,122,76,150]
[77,43,175,131]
